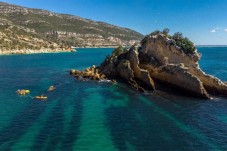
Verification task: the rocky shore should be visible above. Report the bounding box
[70,31,227,99]
[70,65,106,80]
[0,48,74,55]
[0,46,119,55]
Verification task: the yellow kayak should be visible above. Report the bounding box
[48,86,55,91]
[35,96,47,100]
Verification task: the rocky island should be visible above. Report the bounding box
[70,30,227,99]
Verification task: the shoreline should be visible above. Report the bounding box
[73,45,125,49]
[0,46,119,55]
[0,48,71,55]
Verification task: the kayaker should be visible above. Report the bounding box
[48,85,55,91]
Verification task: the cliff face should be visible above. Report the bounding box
[142,34,200,67]
[141,34,227,97]
[0,2,143,54]
[70,33,227,99]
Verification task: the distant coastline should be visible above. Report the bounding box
[74,45,119,49]
[0,48,71,55]
[0,46,119,55]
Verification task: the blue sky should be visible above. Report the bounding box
[1,0,227,45]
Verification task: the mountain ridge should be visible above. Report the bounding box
[0,2,143,54]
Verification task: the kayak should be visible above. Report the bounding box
[48,86,55,91]
[35,96,47,100]
[16,89,30,95]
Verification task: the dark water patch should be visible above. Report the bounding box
[31,99,64,151]
[105,96,181,150]
[59,89,84,151]
[105,90,223,151]
[0,99,47,150]
[139,95,224,151]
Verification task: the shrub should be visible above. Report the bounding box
[173,32,183,40]
[174,37,195,54]
[141,29,196,55]
[162,28,170,35]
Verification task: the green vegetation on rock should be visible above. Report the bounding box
[172,32,195,54]
[141,28,196,55]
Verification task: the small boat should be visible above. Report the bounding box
[35,95,47,100]
[48,86,55,91]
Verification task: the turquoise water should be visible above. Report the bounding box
[0,48,226,151]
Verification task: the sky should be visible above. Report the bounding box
[1,0,227,45]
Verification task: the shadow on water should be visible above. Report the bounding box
[104,89,219,151]
[104,100,173,150]
[31,98,64,151]
[59,90,83,151]
[0,99,47,150]
[31,85,83,151]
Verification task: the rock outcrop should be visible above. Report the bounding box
[70,32,227,99]
[70,65,106,81]
[98,46,155,92]
[140,33,227,97]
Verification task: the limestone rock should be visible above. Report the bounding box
[189,67,227,95]
[140,64,209,98]
[141,33,227,97]
[70,65,106,81]
[128,47,155,90]
[70,32,227,99]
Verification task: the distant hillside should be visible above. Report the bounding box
[0,2,143,54]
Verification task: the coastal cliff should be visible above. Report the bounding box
[70,31,227,99]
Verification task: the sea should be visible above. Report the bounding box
[0,47,226,151]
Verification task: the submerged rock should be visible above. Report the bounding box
[70,31,227,99]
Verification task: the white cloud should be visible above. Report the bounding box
[210,27,227,33]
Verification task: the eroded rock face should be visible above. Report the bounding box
[142,34,200,66]
[128,48,155,90]
[140,63,209,98]
[189,68,227,95]
[70,33,227,99]
[141,34,227,97]
[98,46,155,92]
